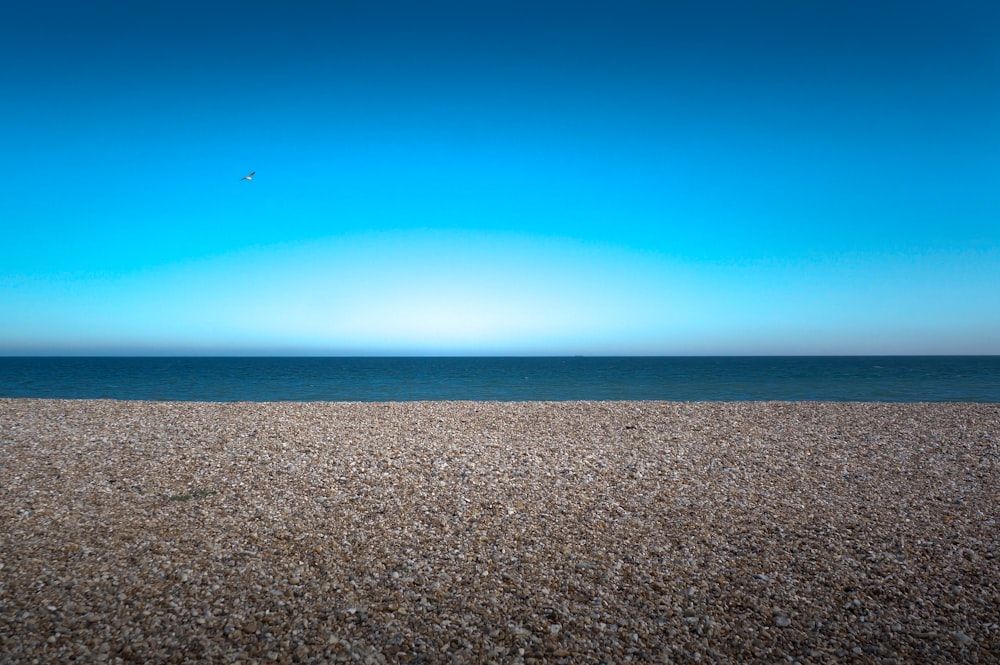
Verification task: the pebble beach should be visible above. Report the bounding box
[1,399,997,664]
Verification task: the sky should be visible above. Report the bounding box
[1,0,998,356]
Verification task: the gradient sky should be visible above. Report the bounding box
[2,0,998,355]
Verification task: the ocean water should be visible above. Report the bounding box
[0,356,997,402]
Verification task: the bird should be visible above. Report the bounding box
[240,171,255,181]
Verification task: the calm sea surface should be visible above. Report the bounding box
[0,357,997,402]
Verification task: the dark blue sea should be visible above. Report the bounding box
[0,356,997,402]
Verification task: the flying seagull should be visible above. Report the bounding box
[240,171,255,181]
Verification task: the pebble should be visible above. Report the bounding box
[1,399,997,664]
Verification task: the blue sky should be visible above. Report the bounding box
[2,0,998,355]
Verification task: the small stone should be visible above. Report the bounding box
[0,400,995,665]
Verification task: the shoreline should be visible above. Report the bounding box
[2,399,998,663]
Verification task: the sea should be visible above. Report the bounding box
[0,356,998,402]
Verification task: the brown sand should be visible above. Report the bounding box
[1,399,998,663]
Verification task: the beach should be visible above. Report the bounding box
[1,399,997,664]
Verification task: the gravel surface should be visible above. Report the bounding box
[1,399,998,664]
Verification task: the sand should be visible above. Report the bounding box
[1,399,998,663]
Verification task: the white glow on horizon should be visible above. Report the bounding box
[3,232,998,355]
